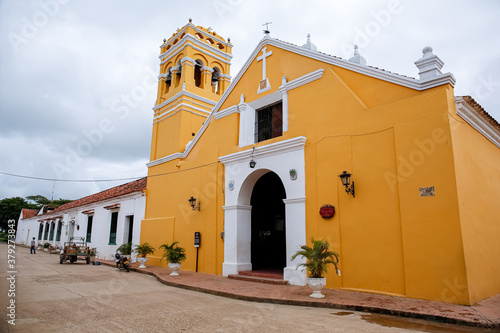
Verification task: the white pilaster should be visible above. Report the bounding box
[222,205,252,276]
[283,197,307,286]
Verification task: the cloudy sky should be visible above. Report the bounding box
[1,0,499,202]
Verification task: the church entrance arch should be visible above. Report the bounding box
[250,172,286,271]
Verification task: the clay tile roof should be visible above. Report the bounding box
[22,208,39,219]
[52,177,147,213]
[461,96,500,132]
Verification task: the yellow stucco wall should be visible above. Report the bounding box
[141,30,499,305]
[449,98,500,305]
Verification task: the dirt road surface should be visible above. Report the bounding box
[0,244,490,332]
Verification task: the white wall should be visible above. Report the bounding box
[15,191,146,261]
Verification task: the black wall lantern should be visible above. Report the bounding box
[249,146,256,168]
[188,196,200,211]
[339,171,355,198]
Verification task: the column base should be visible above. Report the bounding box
[284,266,307,286]
[223,262,252,276]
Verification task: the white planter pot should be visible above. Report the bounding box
[168,262,182,276]
[137,257,148,269]
[307,277,326,298]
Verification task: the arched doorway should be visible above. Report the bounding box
[250,172,286,271]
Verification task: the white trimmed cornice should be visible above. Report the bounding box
[148,36,455,169]
[279,68,324,92]
[160,34,233,64]
[153,91,216,111]
[283,197,306,204]
[154,103,210,121]
[161,23,232,49]
[455,97,500,149]
[219,136,307,166]
[223,205,252,211]
[215,105,239,120]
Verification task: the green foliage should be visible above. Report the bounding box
[89,248,97,256]
[0,197,33,231]
[0,232,8,242]
[0,195,72,232]
[117,242,132,255]
[291,238,340,278]
[134,242,155,258]
[159,241,186,263]
[43,242,50,248]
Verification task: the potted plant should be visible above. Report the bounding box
[117,242,132,259]
[159,241,186,276]
[89,248,97,264]
[134,242,155,268]
[291,238,340,298]
[43,242,50,252]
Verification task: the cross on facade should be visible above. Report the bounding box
[257,47,272,81]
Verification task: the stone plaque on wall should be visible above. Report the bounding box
[419,186,435,197]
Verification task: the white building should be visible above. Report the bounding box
[15,178,146,261]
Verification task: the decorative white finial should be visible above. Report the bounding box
[422,46,433,55]
[415,46,444,80]
[182,82,186,91]
[348,45,366,65]
[282,75,287,85]
[240,94,245,103]
[301,34,317,51]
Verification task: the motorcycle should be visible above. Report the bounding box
[115,252,130,272]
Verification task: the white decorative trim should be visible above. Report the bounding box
[455,97,500,149]
[220,74,232,79]
[223,205,252,211]
[279,69,324,92]
[154,103,210,121]
[160,34,233,64]
[219,136,307,166]
[214,105,239,120]
[148,35,453,169]
[283,197,306,204]
[181,56,196,66]
[153,91,216,111]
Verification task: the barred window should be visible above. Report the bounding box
[255,101,283,143]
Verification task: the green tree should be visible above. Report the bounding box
[0,195,73,232]
[0,197,34,232]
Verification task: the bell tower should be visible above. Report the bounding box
[150,19,232,160]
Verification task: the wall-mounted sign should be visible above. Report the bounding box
[289,169,297,180]
[319,204,335,219]
[419,186,435,197]
[194,232,201,248]
[228,180,235,191]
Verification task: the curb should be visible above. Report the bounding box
[100,261,499,329]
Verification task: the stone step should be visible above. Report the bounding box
[228,274,289,285]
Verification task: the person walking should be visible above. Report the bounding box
[30,237,36,254]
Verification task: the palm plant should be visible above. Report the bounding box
[291,238,340,278]
[134,242,155,258]
[117,242,132,255]
[159,241,186,263]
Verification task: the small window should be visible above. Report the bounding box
[109,212,118,245]
[86,215,93,243]
[55,221,62,241]
[43,223,49,240]
[255,101,283,142]
[38,224,43,240]
[49,222,55,241]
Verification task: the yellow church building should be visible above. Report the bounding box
[141,20,500,306]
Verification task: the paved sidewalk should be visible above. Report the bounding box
[100,260,500,330]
